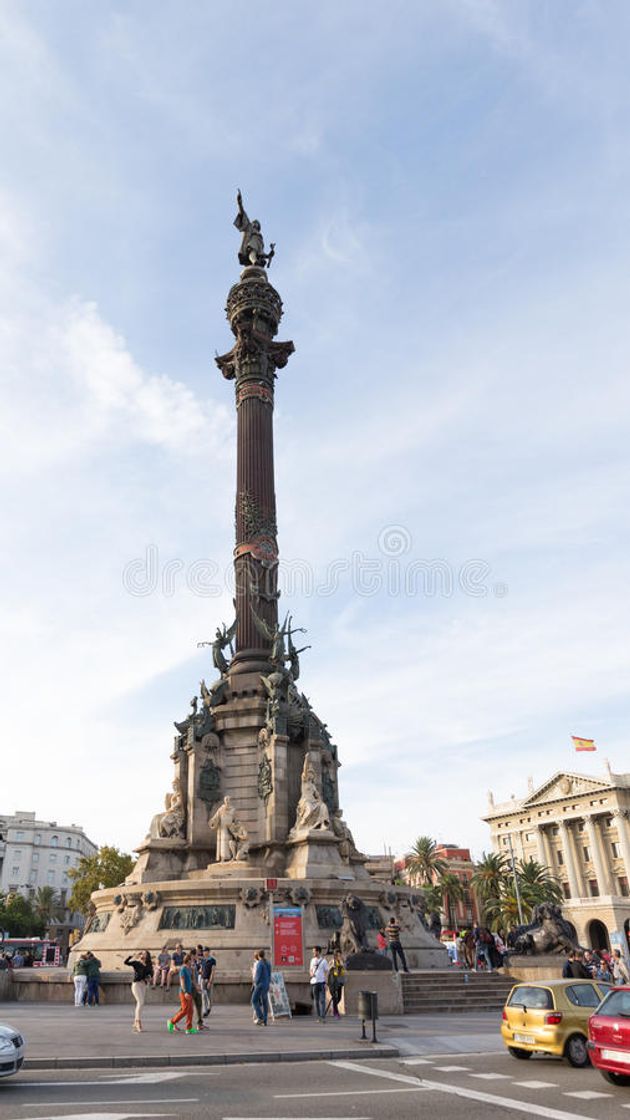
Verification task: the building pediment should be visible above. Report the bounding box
[523,771,611,807]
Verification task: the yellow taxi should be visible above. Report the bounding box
[501,978,612,1067]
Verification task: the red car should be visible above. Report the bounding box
[589,985,630,1086]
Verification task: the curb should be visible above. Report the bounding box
[25,1045,399,1071]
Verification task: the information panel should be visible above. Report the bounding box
[268,970,292,1019]
[272,904,304,968]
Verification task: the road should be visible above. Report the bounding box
[1,1051,629,1120]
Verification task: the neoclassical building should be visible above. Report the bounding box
[482,763,630,951]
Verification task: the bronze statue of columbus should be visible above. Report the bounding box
[234,189,275,268]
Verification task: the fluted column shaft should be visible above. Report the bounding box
[559,820,581,899]
[585,815,613,896]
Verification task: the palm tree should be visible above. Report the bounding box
[438,871,465,930]
[405,836,447,886]
[517,858,563,911]
[33,886,62,929]
[471,851,509,921]
[422,883,444,914]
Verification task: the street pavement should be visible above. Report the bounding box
[0,1004,505,1068]
[1,1052,629,1120]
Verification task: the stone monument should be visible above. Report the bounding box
[72,193,447,988]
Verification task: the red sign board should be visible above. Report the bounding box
[272,905,304,968]
[265,878,278,891]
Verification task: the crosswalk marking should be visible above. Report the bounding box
[563,1090,612,1099]
[469,1072,511,1080]
[432,1065,470,1072]
[512,1081,558,1089]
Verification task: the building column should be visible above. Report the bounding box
[559,820,581,899]
[613,809,630,886]
[535,826,547,865]
[585,815,613,896]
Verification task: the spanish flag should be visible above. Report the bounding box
[572,736,596,752]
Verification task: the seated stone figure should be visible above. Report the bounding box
[289,759,330,839]
[148,779,185,840]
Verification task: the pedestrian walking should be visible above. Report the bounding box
[72,953,89,1007]
[327,950,346,1018]
[385,917,409,973]
[152,946,171,988]
[309,945,329,1021]
[124,950,153,1032]
[167,951,196,1034]
[251,948,272,1026]
[200,947,217,1017]
[189,949,207,1031]
[85,951,102,1007]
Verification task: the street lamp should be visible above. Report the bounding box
[506,833,525,925]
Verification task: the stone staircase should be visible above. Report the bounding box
[401,969,514,1014]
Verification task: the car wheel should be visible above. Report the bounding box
[565,1034,590,1068]
[603,1071,630,1087]
[507,1047,533,1060]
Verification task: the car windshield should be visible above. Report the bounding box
[597,989,630,1017]
[508,986,553,1010]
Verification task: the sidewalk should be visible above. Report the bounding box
[0,1001,504,1070]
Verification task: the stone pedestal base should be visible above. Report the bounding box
[71,874,448,982]
[342,970,404,1016]
[503,954,567,982]
[285,832,345,878]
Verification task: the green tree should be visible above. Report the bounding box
[67,846,135,916]
[438,871,465,930]
[0,892,43,937]
[517,858,564,911]
[471,851,509,913]
[422,884,444,914]
[405,836,447,886]
[32,886,63,929]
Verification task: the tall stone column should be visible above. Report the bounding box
[585,815,613,896]
[613,809,630,888]
[216,266,294,674]
[535,826,547,865]
[558,820,581,899]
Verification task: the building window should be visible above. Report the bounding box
[59,889,67,906]
[577,822,585,832]
[65,837,72,848]
[49,853,57,864]
[618,876,629,897]
[64,855,70,866]
[50,835,58,847]
[32,852,39,863]
[75,838,80,848]
[611,842,621,859]
[551,826,559,836]
[563,882,571,899]
[583,846,590,862]
[11,866,19,877]
[28,873,37,886]
[15,831,24,841]
[34,832,41,844]
[557,850,564,865]
[8,884,18,893]
[47,871,55,885]
[606,817,613,829]
[588,879,599,897]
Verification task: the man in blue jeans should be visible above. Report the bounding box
[309,946,329,1021]
[251,949,271,1026]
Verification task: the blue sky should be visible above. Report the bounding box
[2,0,630,860]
